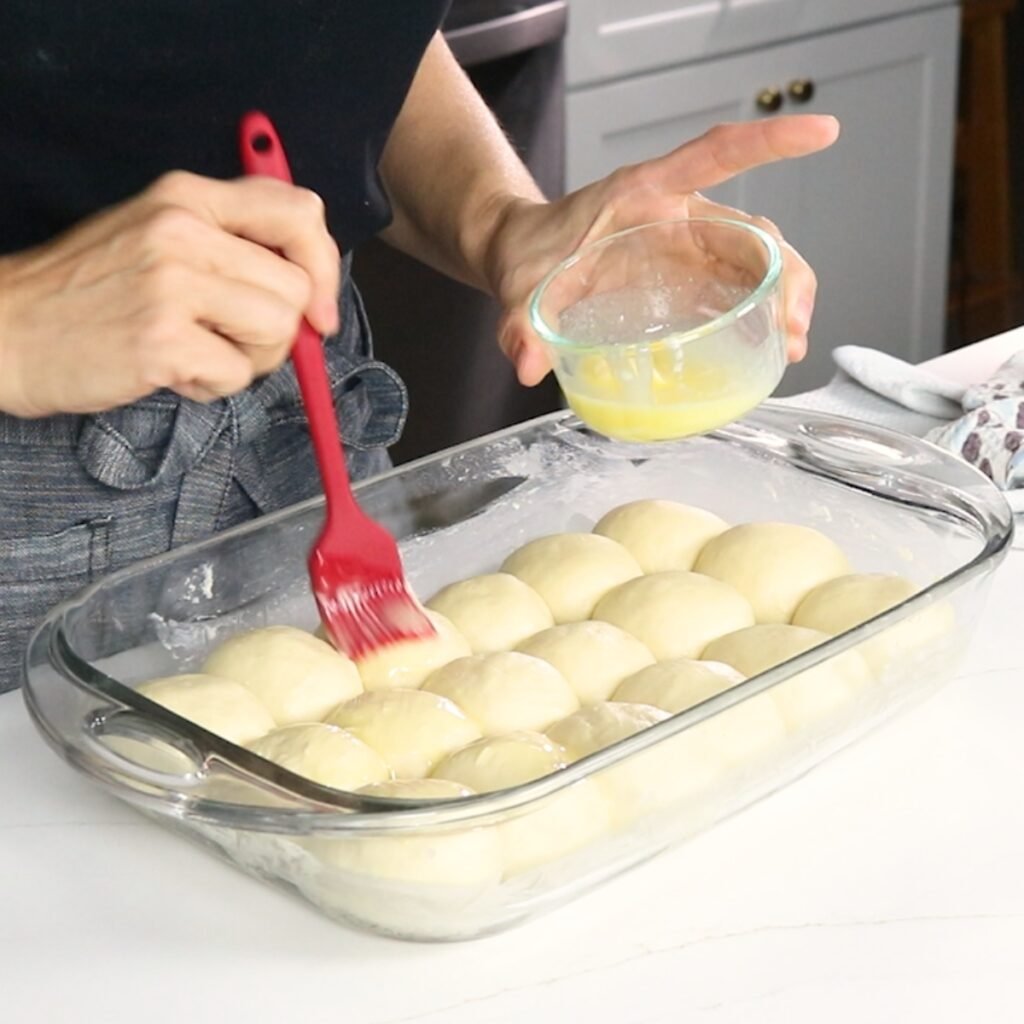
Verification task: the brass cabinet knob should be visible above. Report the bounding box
[787,78,815,103]
[755,87,784,114]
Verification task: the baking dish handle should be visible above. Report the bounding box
[83,707,208,791]
[45,628,360,809]
[80,700,373,813]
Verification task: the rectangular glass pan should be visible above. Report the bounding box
[23,404,1013,941]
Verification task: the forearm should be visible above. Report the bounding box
[377,33,545,295]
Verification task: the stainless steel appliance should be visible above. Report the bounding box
[354,0,568,463]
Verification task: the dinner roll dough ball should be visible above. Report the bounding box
[354,610,471,691]
[517,621,656,704]
[432,730,568,790]
[138,673,275,745]
[613,658,744,710]
[432,731,608,876]
[792,573,954,676]
[547,702,724,827]
[246,723,390,790]
[592,571,755,660]
[202,625,362,725]
[326,689,481,778]
[345,779,498,886]
[500,533,642,623]
[693,522,850,623]
[311,779,501,894]
[702,624,872,732]
[361,778,474,800]
[548,701,670,762]
[593,499,728,573]
[426,573,554,653]
[613,658,786,766]
[422,652,579,735]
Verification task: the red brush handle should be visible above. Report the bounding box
[238,110,294,180]
[238,111,355,519]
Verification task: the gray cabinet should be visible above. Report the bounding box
[567,0,950,86]
[566,5,960,394]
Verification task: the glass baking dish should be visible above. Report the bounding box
[22,404,1013,941]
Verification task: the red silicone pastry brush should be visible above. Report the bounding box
[238,110,433,659]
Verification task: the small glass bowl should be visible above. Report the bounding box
[528,217,787,442]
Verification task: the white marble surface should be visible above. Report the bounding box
[3,334,1024,1023]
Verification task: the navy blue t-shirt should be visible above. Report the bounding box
[0,1,449,253]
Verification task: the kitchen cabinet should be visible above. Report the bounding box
[566,4,960,394]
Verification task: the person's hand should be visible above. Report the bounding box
[484,115,840,386]
[0,171,341,418]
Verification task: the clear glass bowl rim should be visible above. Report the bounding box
[527,216,784,353]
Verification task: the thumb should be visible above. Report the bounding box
[498,308,553,387]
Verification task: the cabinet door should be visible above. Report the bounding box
[567,0,948,88]
[566,6,960,394]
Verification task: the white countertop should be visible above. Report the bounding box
[3,332,1024,1024]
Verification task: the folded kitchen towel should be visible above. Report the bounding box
[832,345,966,418]
[781,344,1024,513]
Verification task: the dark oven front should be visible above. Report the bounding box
[353,0,568,463]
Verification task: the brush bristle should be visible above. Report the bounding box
[316,579,434,660]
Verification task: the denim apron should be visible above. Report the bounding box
[0,256,408,692]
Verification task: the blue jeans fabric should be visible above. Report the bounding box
[0,261,407,692]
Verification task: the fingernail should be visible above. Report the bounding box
[319,301,340,336]
[793,298,813,335]
[517,349,538,386]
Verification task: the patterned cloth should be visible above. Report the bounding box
[925,351,1024,496]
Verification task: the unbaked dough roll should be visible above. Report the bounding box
[202,625,362,725]
[426,573,554,653]
[432,730,568,790]
[547,701,725,827]
[547,701,671,763]
[593,499,728,573]
[246,723,391,790]
[421,652,579,735]
[516,621,656,704]
[693,522,850,623]
[613,658,745,709]
[613,658,787,766]
[592,571,755,660]
[138,673,276,745]
[326,689,481,778]
[791,573,954,676]
[309,779,501,897]
[702,624,872,732]
[500,533,642,623]
[361,778,473,801]
[431,731,609,875]
[353,610,471,691]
